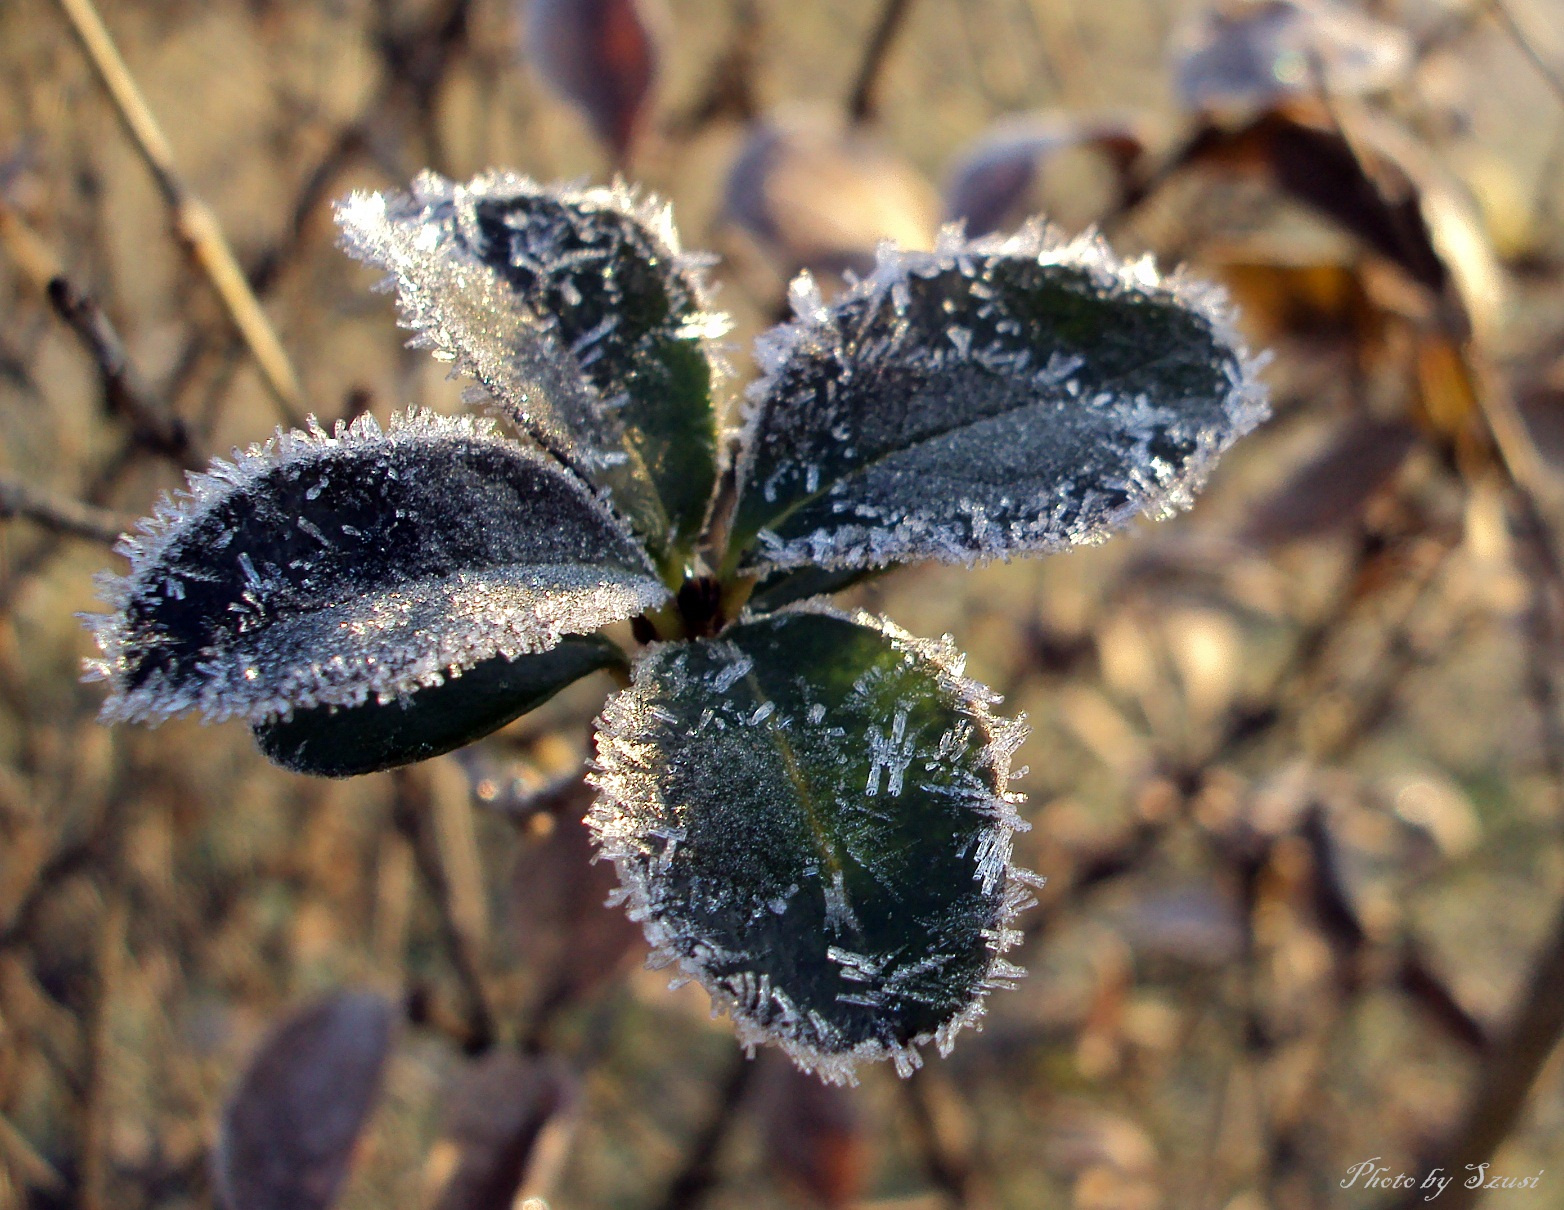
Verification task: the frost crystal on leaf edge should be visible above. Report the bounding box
[586,601,1042,1085]
[735,221,1271,574]
[333,171,733,451]
[82,409,665,727]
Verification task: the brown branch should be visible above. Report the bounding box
[52,0,305,425]
[652,1052,756,1210]
[45,277,193,461]
[391,767,496,1054]
[0,474,131,545]
[1393,895,1564,1210]
[846,0,916,124]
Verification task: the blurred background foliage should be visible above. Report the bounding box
[3,0,1564,1207]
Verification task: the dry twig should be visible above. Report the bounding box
[0,474,131,545]
[52,0,306,425]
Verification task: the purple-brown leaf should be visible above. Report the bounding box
[213,990,395,1210]
[524,0,660,162]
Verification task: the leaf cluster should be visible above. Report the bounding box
[82,171,1265,1080]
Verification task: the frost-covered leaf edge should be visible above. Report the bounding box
[82,408,666,727]
[585,601,1042,1086]
[333,170,733,470]
[730,220,1271,575]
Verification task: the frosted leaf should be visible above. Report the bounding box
[335,172,726,566]
[727,223,1268,577]
[255,636,623,777]
[588,605,1036,1084]
[85,410,666,732]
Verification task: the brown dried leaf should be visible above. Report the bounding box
[214,991,395,1210]
[508,780,641,1014]
[723,112,937,281]
[942,110,1148,237]
[429,1050,576,1210]
[755,1053,866,1208]
[524,0,661,162]
[1240,414,1418,547]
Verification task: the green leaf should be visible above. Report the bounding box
[589,607,1036,1083]
[85,410,666,730]
[255,636,623,777]
[335,172,724,573]
[726,225,1268,576]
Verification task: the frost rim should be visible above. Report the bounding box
[733,220,1272,574]
[82,408,665,727]
[333,170,733,443]
[586,602,1042,1085]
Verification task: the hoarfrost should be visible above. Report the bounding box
[335,171,728,554]
[587,605,1035,1084]
[728,220,1268,575]
[85,409,667,726]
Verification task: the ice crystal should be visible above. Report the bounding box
[588,605,1038,1084]
[85,410,667,725]
[728,222,1268,575]
[335,171,728,558]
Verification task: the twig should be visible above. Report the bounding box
[1393,895,1564,1210]
[391,767,496,1054]
[77,890,127,1210]
[0,1111,65,1196]
[901,1068,978,1207]
[846,0,916,124]
[45,277,193,461]
[652,1052,756,1210]
[52,0,306,425]
[0,474,131,545]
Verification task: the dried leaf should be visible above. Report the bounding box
[943,110,1147,238]
[214,991,394,1210]
[524,0,660,162]
[726,226,1267,577]
[1172,0,1410,112]
[756,1053,865,1207]
[723,114,938,280]
[589,605,1038,1083]
[84,410,663,729]
[429,1050,575,1210]
[1240,414,1417,546]
[508,779,641,1010]
[336,173,725,566]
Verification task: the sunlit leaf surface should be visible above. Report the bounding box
[589,607,1037,1083]
[728,225,1268,576]
[86,410,666,726]
[336,172,725,567]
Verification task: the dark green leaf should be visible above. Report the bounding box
[589,608,1036,1083]
[336,172,724,572]
[726,227,1268,577]
[86,410,666,729]
[255,637,623,777]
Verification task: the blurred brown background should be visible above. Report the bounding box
[4,0,1564,1207]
